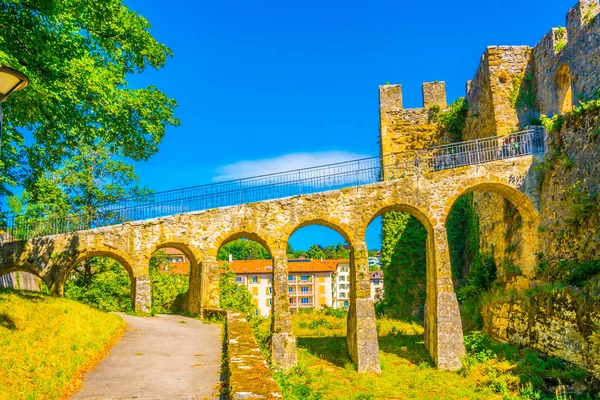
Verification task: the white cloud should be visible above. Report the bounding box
[213,151,373,182]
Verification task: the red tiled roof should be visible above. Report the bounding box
[230,259,348,274]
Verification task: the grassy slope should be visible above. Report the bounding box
[255,311,596,400]
[0,288,125,400]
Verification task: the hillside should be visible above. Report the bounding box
[0,289,125,400]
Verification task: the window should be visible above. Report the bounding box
[288,286,293,293]
[266,287,272,295]
[301,286,309,293]
[373,280,380,285]
[339,276,346,281]
[300,275,310,281]
[289,298,295,304]
[339,284,345,290]
[344,301,349,307]
[340,292,346,298]
[267,299,272,306]
[288,275,293,281]
[301,298,309,304]
[235,276,243,282]
[252,276,258,283]
[255,309,259,316]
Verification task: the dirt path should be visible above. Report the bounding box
[71,313,223,400]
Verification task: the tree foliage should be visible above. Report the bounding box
[149,251,188,313]
[64,256,132,312]
[0,0,179,197]
[378,212,427,320]
[288,242,351,260]
[217,239,271,261]
[219,262,257,319]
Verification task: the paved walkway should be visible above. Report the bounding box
[72,313,223,400]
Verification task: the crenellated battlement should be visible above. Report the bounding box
[378,82,449,158]
[380,0,600,150]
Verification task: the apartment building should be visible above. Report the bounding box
[230,259,337,317]
[155,248,384,315]
[332,261,350,309]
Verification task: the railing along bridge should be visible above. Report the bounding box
[1,129,544,242]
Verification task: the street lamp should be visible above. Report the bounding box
[0,66,29,155]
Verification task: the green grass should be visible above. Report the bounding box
[0,288,126,400]
[255,310,599,400]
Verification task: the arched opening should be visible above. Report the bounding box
[216,234,272,319]
[364,205,434,365]
[556,64,573,114]
[0,268,49,293]
[445,183,539,332]
[148,244,195,314]
[64,253,134,312]
[286,221,350,316]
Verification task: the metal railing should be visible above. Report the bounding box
[0,128,544,242]
[425,129,543,171]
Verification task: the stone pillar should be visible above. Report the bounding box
[270,248,296,370]
[347,240,381,373]
[201,258,220,310]
[133,275,151,313]
[424,224,465,370]
[187,261,203,314]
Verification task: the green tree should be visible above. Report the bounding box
[8,143,149,235]
[306,244,325,260]
[64,256,133,312]
[217,239,270,261]
[219,262,257,319]
[149,251,189,313]
[0,0,178,197]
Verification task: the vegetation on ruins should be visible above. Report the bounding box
[428,97,469,142]
[0,0,178,199]
[510,72,536,112]
[0,288,125,399]
[378,212,427,320]
[554,27,567,53]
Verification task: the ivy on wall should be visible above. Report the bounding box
[428,98,469,143]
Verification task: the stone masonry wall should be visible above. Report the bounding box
[482,290,600,379]
[464,1,600,379]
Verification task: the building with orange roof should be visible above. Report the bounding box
[156,248,383,317]
[231,258,340,317]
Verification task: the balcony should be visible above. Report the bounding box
[289,291,314,296]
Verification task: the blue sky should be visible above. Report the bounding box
[124,0,571,250]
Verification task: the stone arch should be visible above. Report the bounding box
[67,250,136,284]
[444,180,540,227]
[283,218,354,250]
[150,241,201,314]
[150,241,199,270]
[0,266,51,292]
[362,200,465,370]
[444,180,540,278]
[555,64,573,114]
[363,203,435,238]
[210,230,274,258]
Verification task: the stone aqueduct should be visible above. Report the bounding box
[0,156,539,372]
